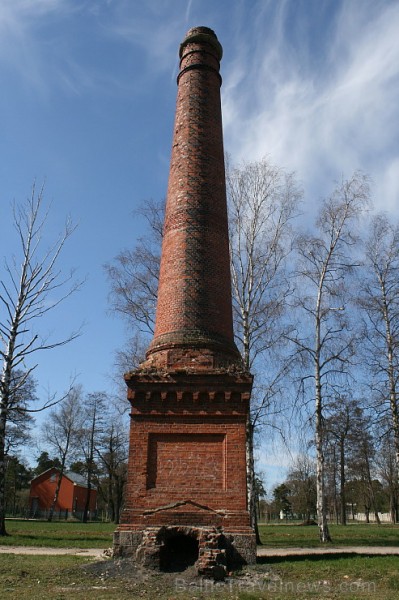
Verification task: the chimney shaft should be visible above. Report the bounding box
[146,27,240,369]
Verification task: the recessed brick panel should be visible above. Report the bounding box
[147,433,225,490]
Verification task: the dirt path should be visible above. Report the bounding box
[0,546,108,557]
[257,546,399,557]
[1,545,399,558]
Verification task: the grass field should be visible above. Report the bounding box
[259,522,399,547]
[2,519,399,550]
[0,553,398,599]
[0,521,399,599]
[1,519,115,548]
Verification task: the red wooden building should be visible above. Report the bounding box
[29,467,97,520]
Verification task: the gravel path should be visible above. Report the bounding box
[0,546,108,557]
[257,545,399,557]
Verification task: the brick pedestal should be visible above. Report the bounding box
[114,368,256,574]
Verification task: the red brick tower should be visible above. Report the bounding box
[114,27,256,576]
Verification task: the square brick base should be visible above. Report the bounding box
[115,368,255,578]
[113,525,256,578]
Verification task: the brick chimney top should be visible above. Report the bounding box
[179,26,223,61]
[142,27,241,372]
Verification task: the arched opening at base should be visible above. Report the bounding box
[159,533,199,572]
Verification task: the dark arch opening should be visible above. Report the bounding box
[159,533,199,572]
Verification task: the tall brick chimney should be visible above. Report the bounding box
[114,27,256,577]
[146,26,240,370]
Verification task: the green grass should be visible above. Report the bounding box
[253,554,399,600]
[0,554,398,599]
[1,519,114,548]
[1,521,399,599]
[3,519,398,551]
[259,522,399,547]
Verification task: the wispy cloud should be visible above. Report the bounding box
[103,1,188,78]
[0,0,73,91]
[2,0,398,210]
[223,0,399,212]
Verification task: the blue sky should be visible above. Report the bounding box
[2,0,399,481]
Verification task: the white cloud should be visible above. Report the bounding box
[378,158,399,213]
[223,0,399,214]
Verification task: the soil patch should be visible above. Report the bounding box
[82,557,279,596]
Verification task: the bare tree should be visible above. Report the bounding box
[376,427,399,522]
[78,391,107,523]
[42,385,83,521]
[286,454,317,523]
[95,414,128,523]
[324,396,365,524]
[4,370,36,456]
[347,419,381,523]
[359,214,399,483]
[104,198,163,339]
[104,199,164,399]
[0,184,82,536]
[290,172,371,542]
[227,157,301,542]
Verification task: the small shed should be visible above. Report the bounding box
[29,467,97,520]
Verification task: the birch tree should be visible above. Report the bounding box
[291,172,370,542]
[0,184,81,536]
[227,157,301,541]
[359,214,399,483]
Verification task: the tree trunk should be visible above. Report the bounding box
[315,360,332,542]
[48,471,63,522]
[330,447,339,525]
[82,456,93,523]
[83,485,92,522]
[364,451,381,525]
[390,495,397,524]
[246,416,262,545]
[48,443,69,522]
[339,437,346,525]
[115,476,123,525]
[0,406,7,536]
[378,284,399,486]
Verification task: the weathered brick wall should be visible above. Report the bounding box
[147,27,238,365]
[120,371,251,530]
